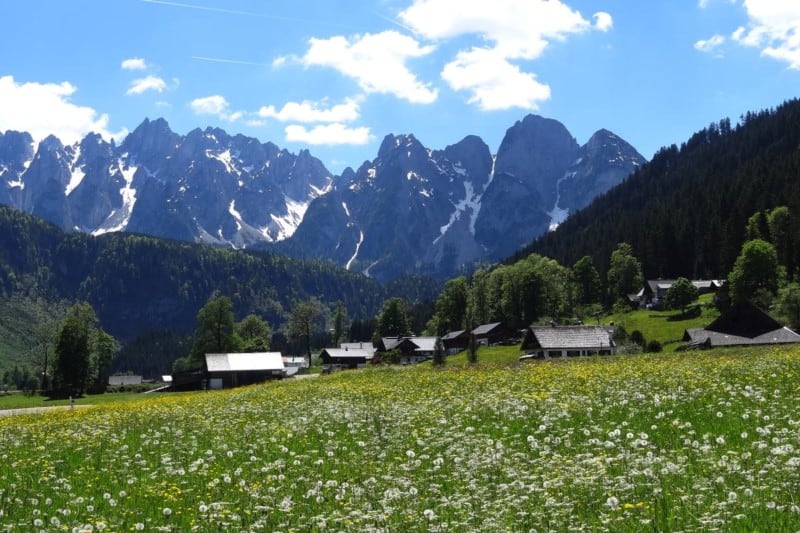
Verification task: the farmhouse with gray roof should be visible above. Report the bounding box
[520,325,616,358]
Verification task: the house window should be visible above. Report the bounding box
[566,350,581,357]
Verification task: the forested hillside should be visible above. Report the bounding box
[0,206,439,343]
[523,98,800,280]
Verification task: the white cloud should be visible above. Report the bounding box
[594,12,613,32]
[695,34,726,55]
[189,95,243,122]
[398,0,608,111]
[442,48,551,111]
[121,57,147,70]
[300,31,438,104]
[285,123,373,145]
[126,75,167,95]
[258,97,361,123]
[0,75,125,144]
[731,1,800,69]
[398,0,598,59]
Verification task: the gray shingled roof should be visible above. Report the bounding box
[472,322,502,336]
[529,326,614,349]
[684,326,800,347]
[442,330,466,341]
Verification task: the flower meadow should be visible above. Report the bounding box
[2,349,800,532]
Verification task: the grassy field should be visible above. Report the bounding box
[2,346,800,531]
[606,294,720,351]
[0,391,162,411]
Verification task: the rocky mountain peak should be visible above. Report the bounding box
[0,114,646,281]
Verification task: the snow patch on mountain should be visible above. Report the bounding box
[547,171,573,231]
[310,178,334,197]
[229,200,244,231]
[268,196,310,241]
[93,162,138,236]
[346,229,364,271]
[469,156,495,235]
[435,181,479,245]
[206,148,241,175]
[65,145,84,196]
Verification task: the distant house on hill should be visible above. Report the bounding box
[319,347,374,369]
[520,325,616,358]
[635,279,725,308]
[683,301,800,349]
[472,322,519,346]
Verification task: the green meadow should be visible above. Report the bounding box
[2,346,800,531]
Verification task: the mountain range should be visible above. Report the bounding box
[0,115,644,280]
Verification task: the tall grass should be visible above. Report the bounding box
[1,347,799,531]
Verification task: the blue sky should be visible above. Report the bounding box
[1,0,799,173]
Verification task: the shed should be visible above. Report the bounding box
[204,352,285,389]
[521,325,616,358]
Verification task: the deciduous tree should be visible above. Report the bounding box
[189,296,241,366]
[607,243,644,303]
[236,314,272,352]
[287,299,321,367]
[665,277,699,315]
[728,239,782,303]
[376,297,411,337]
[572,256,602,306]
[53,302,98,395]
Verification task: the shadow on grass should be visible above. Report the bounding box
[666,307,703,322]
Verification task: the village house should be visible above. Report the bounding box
[683,300,800,349]
[204,352,286,389]
[319,347,374,369]
[520,325,616,359]
[633,279,725,308]
[377,336,442,365]
[442,329,470,354]
[472,322,519,346]
[340,342,376,353]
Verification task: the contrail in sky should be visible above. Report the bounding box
[191,56,271,67]
[140,0,357,27]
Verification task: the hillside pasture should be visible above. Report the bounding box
[1,348,800,531]
[608,294,720,351]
